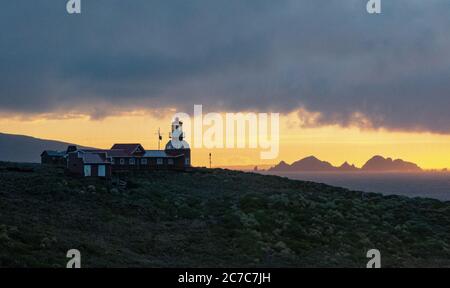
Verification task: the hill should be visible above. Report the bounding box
[362,156,422,172]
[270,156,336,172]
[0,133,93,163]
[268,160,291,171]
[0,162,449,267]
[269,156,422,172]
[290,156,336,171]
[338,162,359,172]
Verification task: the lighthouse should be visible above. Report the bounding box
[165,117,191,167]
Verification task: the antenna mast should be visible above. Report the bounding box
[155,128,162,150]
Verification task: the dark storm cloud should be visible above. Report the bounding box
[1,0,450,133]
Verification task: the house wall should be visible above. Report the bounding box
[183,149,191,167]
[67,156,112,178]
[65,147,188,178]
[173,156,186,169]
[110,156,185,171]
[67,153,84,176]
[165,149,191,167]
[84,164,112,177]
[41,155,66,166]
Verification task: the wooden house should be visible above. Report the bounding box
[42,118,191,178]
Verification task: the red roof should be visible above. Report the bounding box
[111,144,145,154]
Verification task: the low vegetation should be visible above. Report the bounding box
[0,162,449,267]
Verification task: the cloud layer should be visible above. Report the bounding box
[1,0,450,133]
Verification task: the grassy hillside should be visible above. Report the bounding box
[0,162,449,267]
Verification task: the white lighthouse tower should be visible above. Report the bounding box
[165,117,191,166]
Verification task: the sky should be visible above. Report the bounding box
[1,1,450,169]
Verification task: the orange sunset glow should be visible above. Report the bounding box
[1,110,449,170]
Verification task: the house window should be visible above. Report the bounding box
[84,165,91,177]
[157,158,163,165]
[168,159,174,165]
[98,165,106,177]
[129,158,135,165]
[120,158,125,165]
[185,158,190,166]
[141,158,148,165]
[111,158,115,165]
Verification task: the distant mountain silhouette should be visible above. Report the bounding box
[290,156,336,171]
[0,133,94,163]
[272,160,291,171]
[269,155,422,172]
[270,156,337,172]
[362,155,422,172]
[339,161,359,171]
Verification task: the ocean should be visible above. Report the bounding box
[260,171,450,201]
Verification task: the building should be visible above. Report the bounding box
[42,118,191,177]
[67,150,112,177]
[40,150,67,166]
